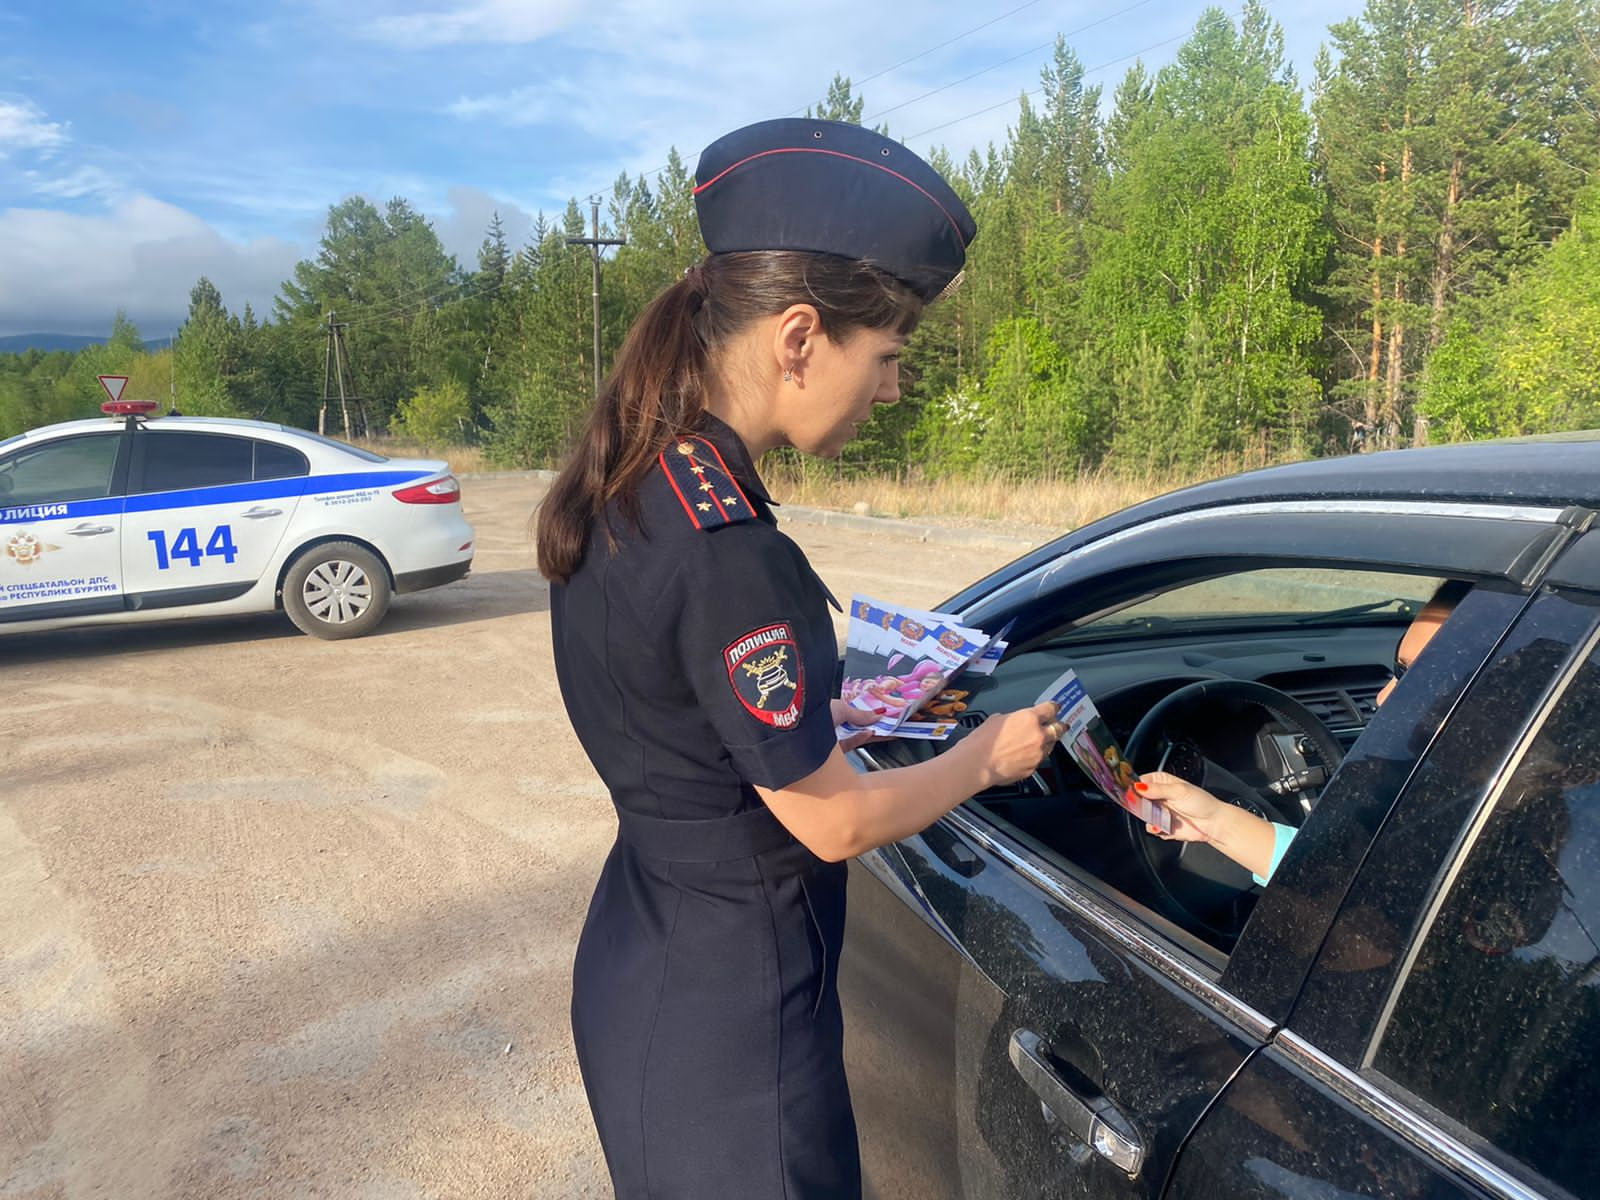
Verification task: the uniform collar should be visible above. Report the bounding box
[697,413,777,508]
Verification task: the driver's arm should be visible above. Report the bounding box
[1135,772,1293,883]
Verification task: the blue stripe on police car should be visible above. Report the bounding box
[1,470,433,525]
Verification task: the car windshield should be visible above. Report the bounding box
[1063,568,1443,639]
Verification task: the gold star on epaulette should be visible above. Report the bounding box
[699,481,715,492]
[723,496,740,506]
[690,463,706,476]
[697,502,712,511]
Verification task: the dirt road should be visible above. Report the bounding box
[0,476,1030,1199]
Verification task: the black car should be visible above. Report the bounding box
[840,432,1600,1200]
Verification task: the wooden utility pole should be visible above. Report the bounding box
[319,312,368,439]
[566,197,626,401]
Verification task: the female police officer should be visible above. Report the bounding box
[537,117,1060,1199]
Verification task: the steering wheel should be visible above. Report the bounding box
[1122,679,1346,947]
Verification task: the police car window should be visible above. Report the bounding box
[1370,630,1600,1197]
[254,440,308,480]
[135,432,255,493]
[295,430,387,463]
[0,434,120,505]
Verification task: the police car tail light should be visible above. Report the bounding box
[392,475,461,504]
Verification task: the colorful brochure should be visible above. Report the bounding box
[837,595,1008,741]
[1037,668,1172,833]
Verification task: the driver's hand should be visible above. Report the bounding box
[1137,771,1283,881]
[1134,772,1229,843]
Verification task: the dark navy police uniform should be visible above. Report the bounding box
[554,420,854,1197]
[549,118,975,1199]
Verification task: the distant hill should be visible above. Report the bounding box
[0,333,173,354]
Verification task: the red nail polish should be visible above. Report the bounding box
[1134,781,1149,793]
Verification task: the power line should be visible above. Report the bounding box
[339,271,514,332]
[903,9,1233,143]
[824,0,1048,97]
[619,0,1074,195]
[865,0,1158,125]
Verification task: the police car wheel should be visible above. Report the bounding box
[282,542,392,639]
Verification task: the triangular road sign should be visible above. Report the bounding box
[97,375,130,404]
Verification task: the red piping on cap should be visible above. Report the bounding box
[693,147,968,246]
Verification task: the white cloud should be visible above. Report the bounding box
[430,186,536,264]
[445,84,570,128]
[0,97,68,157]
[0,185,545,337]
[364,0,584,47]
[0,195,303,337]
[24,165,119,200]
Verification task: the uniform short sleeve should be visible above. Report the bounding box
[669,524,838,790]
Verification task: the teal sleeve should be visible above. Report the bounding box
[1251,822,1298,886]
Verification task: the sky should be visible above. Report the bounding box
[0,0,1348,339]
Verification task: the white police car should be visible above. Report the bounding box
[0,400,475,640]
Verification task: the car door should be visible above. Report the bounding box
[842,502,1563,1200]
[1168,577,1600,1199]
[0,431,128,624]
[122,430,304,610]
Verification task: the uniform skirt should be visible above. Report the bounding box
[571,830,858,1199]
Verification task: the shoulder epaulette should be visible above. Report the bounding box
[658,436,759,530]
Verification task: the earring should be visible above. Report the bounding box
[782,368,794,382]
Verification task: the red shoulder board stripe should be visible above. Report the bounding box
[658,437,757,530]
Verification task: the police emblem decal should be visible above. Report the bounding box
[724,623,804,729]
[5,531,60,566]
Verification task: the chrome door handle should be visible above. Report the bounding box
[241,507,283,519]
[1009,1029,1145,1176]
[67,523,115,536]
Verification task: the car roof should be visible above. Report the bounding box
[20,414,298,440]
[945,430,1600,611]
[1138,429,1600,513]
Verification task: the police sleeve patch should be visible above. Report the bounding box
[723,623,805,729]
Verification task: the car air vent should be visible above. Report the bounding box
[957,711,987,730]
[1280,680,1393,748]
[1283,688,1355,728]
[1348,683,1385,720]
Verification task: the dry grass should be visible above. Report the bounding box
[761,453,1299,530]
[352,435,1304,530]
[351,437,492,474]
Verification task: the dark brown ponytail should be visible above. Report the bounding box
[536,251,922,582]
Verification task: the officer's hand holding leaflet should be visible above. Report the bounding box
[756,700,1061,863]
[833,699,889,752]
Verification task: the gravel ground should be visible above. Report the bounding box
[0,475,1028,1200]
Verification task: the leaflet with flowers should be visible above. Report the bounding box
[836,594,1009,741]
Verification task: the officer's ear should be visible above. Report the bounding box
[772,304,823,380]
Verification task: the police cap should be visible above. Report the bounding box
[694,118,977,301]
